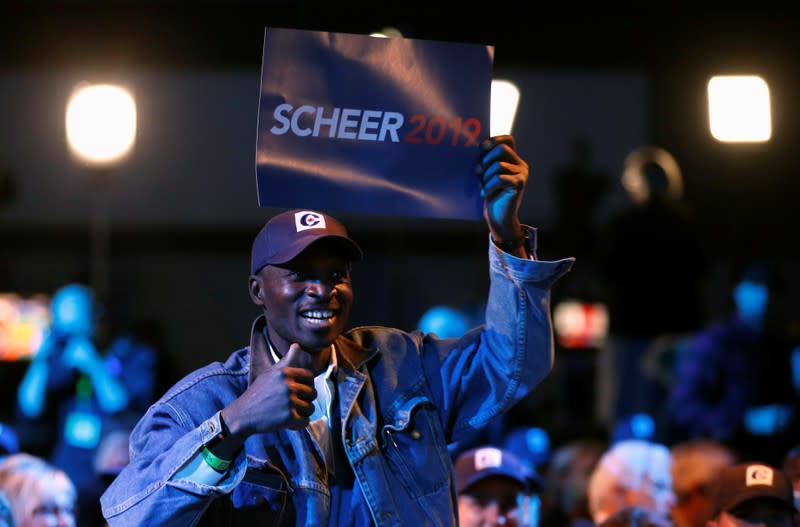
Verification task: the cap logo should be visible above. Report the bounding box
[294,211,326,232]
[474,447,503,470]
[745,464,774,487]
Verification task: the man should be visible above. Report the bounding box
[587,439,675,525]
[455,445,542,527]
[15,283,158,527]
[542,438,605,527]
[668,262,800,464]
[595,150,709,431]
[670,440,736,527]
[100,134,574,525]
[707,463,798,527]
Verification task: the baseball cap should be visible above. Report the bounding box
[711,463,795,516]
[251,209,363,273]
[454,446,541,494]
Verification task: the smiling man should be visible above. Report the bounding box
[100,135,574,526]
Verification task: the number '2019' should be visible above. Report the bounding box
[403,115,481,147]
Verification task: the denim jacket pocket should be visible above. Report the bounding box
[229,469,290,524]
[380,395,449,497]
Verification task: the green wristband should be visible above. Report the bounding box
[202,447,232,473]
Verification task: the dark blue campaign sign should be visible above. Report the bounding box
[256,27,493,220]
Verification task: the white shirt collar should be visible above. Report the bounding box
[267,342,337,379]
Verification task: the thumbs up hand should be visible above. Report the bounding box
[223,343,318,436]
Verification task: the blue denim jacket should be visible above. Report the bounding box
[101,231,573,526]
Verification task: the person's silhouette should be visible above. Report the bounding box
[15,283,159,527]
[595,146,710,434]
[668,261,800,464]
[552,136,612,260]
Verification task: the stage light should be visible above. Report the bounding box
[491,79,520,135]
[66,83,137,166]
[707,75,771,143]
[369,27,403,38]
[65,82,137,300]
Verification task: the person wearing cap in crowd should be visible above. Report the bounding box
[455,445,543,527]
[707,462,798,527]
[99,134,574,526]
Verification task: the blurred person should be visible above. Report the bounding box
[14,283,159,527]
[595,148,710,432]
[501,427,552,525]
[100,135,575,525]
[503,426,553,472]
[668,262,800,464]
[782,445,800,511]
[455,445,543,527]
[587,439,675,525]
[551,135,612,261]
[0,453,77,527]
[542,438,605,527]
[706,462,798,527]
[597,506,673,527]
[0,424,18,461]
[669,439,737,527]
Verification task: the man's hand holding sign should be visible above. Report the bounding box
[100,26,573,527]
[478,134,530,258]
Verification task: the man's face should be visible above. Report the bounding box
[256,242,353,354]
[457,477,525,527]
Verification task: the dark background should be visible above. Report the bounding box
[2,3,797,254]
[1,3,799,428]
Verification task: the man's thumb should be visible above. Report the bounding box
[281,343,313,369]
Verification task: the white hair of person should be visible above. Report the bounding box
[0,453,76,526]
[587,439,675,525]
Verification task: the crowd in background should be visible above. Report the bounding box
[0,268,797,526]
[0,148,798,525]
